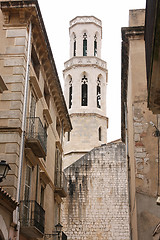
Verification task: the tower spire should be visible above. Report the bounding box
[63,16,108,168]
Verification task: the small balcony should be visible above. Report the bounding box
[54,171,67,197]
[19,200,45,238]
[26,117,47,158]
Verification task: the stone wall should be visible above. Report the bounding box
[62,142,130,240]
[0,25,28,198]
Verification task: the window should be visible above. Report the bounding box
[23,165,32,220]
[94,35,97,56]
[55,146,62,188]
[44,83,50,108]
[56,118,61,137]
[99,127,102,141]
[81,75,88,106]
[68,132,70,141]
[30,92,36,118]
[40,185,45,207]
[83,33,87,56]
[73,34,76,56]
[29,92,36,137]
[31,45,40,79]
[55,147,62,172]
[24,165,32,201]
[69,78,72,109]
[97,77,101,108]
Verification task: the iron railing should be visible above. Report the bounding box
[55,171,67,196]
[19,200,45,234]
[26,117,47,154]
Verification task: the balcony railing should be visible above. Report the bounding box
[54,171,67,197]
[19,200,45,238]
[26,117,47,158]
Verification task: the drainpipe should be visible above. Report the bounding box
[61,120,64,145]
[35,164,39,201]
[15,21,32,232]
[124,102,132,240]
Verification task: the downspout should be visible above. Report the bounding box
[157,115,160,196]
[124,102,132,240]
[35,164,39,201]
[15,21,32,228]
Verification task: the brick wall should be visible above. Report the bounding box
[62,142,130,240]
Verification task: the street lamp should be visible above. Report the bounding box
[55,223,63,240]
[0,160,11,182]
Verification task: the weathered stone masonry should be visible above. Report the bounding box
[62,142,130,240]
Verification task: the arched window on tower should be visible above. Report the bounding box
[73,34,76,56]
[94,34,97,57]
[99,127,102,141]
[81,75,88,106]
[83,33,87,56]
[97,77,101,108]
[69,78,72,109]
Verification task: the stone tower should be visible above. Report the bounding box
[63,16,108,168]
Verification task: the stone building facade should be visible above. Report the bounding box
[62,16,130,240]
[0,1,72,239]
[121,9,160,240]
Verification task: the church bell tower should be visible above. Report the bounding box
[63,16,108,168]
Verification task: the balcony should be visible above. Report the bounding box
[26,117,47,158]
[54,171,67,197]
[19,200,45,238]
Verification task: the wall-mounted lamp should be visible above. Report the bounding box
[45,223,63,240]
[0,160,11,182]
[55,223,63,239]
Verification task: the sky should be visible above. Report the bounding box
[38,0,146,142]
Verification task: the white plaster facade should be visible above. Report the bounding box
[63,16,108,168]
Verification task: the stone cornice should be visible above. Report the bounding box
[121,26,145,40]
[70,112,108,122]
[69,16,102,37]
[64,56,107,73]
[0,127,22,135]
[70,16,102,28]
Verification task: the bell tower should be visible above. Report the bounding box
[63,16,108,168]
